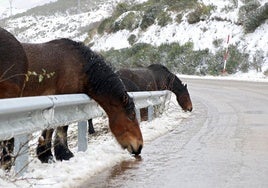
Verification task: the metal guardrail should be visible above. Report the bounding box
[0,90,170,176]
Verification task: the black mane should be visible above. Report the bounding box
[50,38,134,113]
[148,64,186,92]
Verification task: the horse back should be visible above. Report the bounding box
[117,68,157,91]
[22,41,87,96]
[0,28,28,98]
[119,76,140,91]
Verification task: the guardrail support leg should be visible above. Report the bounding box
[14,134,29,176]
[78,121,88,152]
[148,105,154,122]
[135,108,141,122]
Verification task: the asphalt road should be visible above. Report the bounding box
[81,78,268,188]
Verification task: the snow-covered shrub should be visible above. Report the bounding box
[111,12,141,32]
[140,5,161,30]
[157,11,172,27]
[243,3,268,33]
[113,2,129,17]
[96,2,133,34]
[161,0,197,12]
[101,41,254,76]
[264,69,268,76]
[187,3,214,24]
[212,39,224,48]
[175,13,183,24]
[128,34,137,45]
[251,50,265,72]
[97,17,115,34]
[238,0,261,24]
[226,45,250,74]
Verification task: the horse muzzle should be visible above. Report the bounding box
[127,143,143,156]
[186,106,193,112]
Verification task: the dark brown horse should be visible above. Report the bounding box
[0,27,28,169]
[20,38,143,163]
[117,64,193,112]
[88,64,192,133]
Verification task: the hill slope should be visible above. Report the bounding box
[0,0,267,76]
[89,0,267,75]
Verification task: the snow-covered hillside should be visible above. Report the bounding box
[90,0,268,75]
[1,0,267,77]
[0,0,124,42]
[0,0,57,19]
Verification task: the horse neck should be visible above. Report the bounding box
[90,93,125,118]
[167,74,185,96]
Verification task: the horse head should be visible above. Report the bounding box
[147,64,193,112]
[86,61,143,155]
[176,84,193,112]
[104,93,143,155]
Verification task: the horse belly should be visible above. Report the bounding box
[22,77,58,96]
[0,82,21,98]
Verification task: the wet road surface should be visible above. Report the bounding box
[80,79,268,188]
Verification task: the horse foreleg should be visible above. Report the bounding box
[0,138,14,170]
[54,125,74,161]
[36,129,54,163]
[140,108,148,121]
[88,119,95,134]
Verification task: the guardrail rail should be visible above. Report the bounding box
[0,90,170,176]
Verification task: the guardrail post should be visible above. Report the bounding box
[135,108,141,122]
[78,121,88,152]
[14,134,29,176]
[148,105,154,122]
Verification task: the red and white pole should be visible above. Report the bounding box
[223,35,230,73]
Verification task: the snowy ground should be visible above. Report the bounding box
[0,90,189,188]
[0,73,267,188]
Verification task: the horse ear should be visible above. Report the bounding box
[184,84,187,88]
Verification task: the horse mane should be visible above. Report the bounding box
[147,64,170,73]
[49,38,134,112]
[119,76,140,92]
[147,64,186,92]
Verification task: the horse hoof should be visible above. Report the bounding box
[48,156,55,164]
[36,144,54,163]
[54,145,74,161]
[0,155,13,170]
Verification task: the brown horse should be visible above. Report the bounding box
[21,38,143,163]
[0,27,28,169]
[88,64,192,133]
[117,64,193,112]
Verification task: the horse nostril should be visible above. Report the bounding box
[132,145,143,156]
[138,145,143,154]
